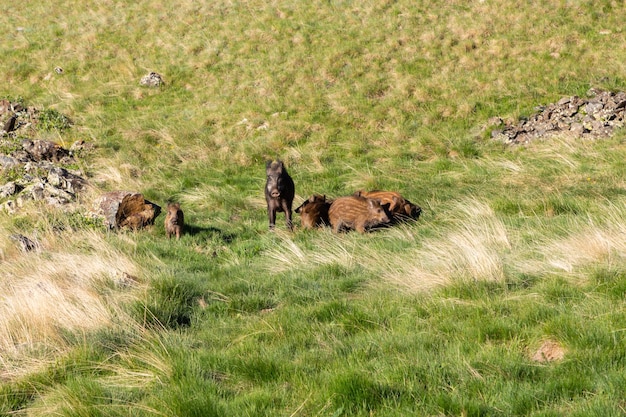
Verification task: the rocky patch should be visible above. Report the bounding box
[491,89,626,144]
[0,100,90,212]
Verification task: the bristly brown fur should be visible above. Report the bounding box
[295,194,332,229]
[165,202,184,240]
[355,190,421,221]
[328,195,391,233]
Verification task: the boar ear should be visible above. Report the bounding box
[354,190,363,197]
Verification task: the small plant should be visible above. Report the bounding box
[37,109,72,131]
[0,166,23,183]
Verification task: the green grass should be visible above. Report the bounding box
[2,0,626,415]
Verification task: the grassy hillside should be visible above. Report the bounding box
[2,1,626,415]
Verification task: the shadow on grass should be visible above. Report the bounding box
[185,224,235,243]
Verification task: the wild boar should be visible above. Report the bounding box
[328,195,392,233]
[355,190,422,221]
[265,160,295,230]
[294,194,332,229]
[165,202,184,239]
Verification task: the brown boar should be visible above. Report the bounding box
[265,160,295,230]
[294,194,332,229]
[328,195,392,233]
[165,202,184,239]
[355,190,422,221]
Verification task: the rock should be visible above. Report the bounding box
[22,139,72,163]
[9,233,38,252]
[2,114,17,133]
[47,167,87,194]
[23,180,46,201]
[69,140,95,156]
[1,200,18,213]
[0,154,20,168]
[96,191,161,230]
[570,123,585,136]
[140,72,164,87]
[585,102,603,116]
[0,182,22,198]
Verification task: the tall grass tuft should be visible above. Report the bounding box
[384,199,511,291]
[0,220,141,380]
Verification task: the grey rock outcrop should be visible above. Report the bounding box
[491,89,626,144]
[0,100,91,212]
[140,72,164,87]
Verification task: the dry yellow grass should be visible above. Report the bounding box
[265,198,511,291]
[382,199,511,292]
[0,220,141,380]
[527,203,626,281]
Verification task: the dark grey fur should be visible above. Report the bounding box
[265,160,295,230]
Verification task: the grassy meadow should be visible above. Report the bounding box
[2,0,626,415]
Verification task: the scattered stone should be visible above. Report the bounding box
[2,114,17,133]
[22,139,72,163]
[69,140,96,156]
[140,72,164,87]
[9,233,38,252]
[0,102,90,209]
[1,200,18,213]
[491,89,626,144]
[47,167,87,194]
[0,157,87,205]
[96,191,161,230]
[0,182,21,199]
[0,155,19,168]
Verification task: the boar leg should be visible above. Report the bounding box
[282,200,293,231]
[268,206,277,230]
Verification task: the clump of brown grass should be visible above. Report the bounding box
[528,203,626,280]
[381,199,511,292]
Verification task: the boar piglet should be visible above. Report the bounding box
[355,190,422,221]
[328,195,391,233]
[165,202,184,239]
[294,194,332,229]
[265,160,295,230]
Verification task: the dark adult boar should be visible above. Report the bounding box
[328,195,391,233]
[355,190,422,221]
[265,160,295,230]
[294,194,332,229]
[165,202,184,239]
